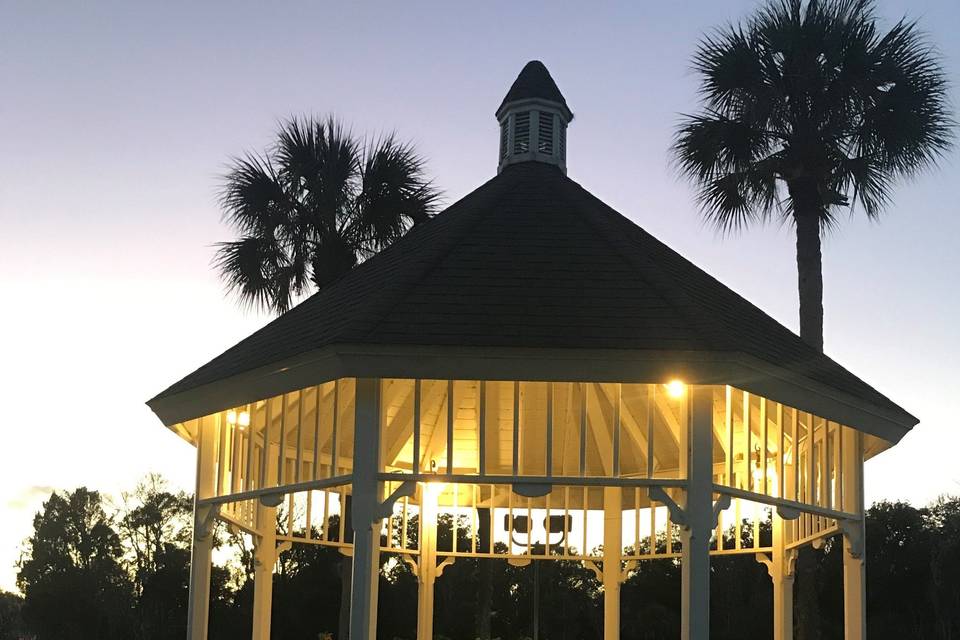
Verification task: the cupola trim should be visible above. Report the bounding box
[496,61,573,175]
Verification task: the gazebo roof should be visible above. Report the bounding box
[149,161,916,442]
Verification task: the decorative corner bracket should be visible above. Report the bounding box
[375,480,417,522]
[755,549,797,579]
[712,494,732,528]
[776,505,801,520]
[839,520,864,559]
[436,556,456,577]
[259,492,285,508]
[196,504,221,540]
[512,483,552,498]
[650,487,730,531]
[584,560,603,582]
[649,486,688,527]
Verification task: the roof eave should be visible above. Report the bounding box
[146,343,917,444]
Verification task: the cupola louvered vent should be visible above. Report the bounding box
[513,112,531,154]
[538,112,554,154]
[496,61,572,174]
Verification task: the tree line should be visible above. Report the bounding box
[1,474,958,640]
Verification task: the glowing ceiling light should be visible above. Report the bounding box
[226,409,250,430]
[665,380,686,398]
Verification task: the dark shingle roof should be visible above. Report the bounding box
[151,161,915,438]
[497,60,570,115]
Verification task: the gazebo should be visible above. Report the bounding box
[148,61,917,640]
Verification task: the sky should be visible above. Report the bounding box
[1,0,958,593]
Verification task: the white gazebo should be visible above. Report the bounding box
[149,61,917,640]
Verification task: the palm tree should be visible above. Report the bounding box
[216,116,440,314]
[673,0,952,352]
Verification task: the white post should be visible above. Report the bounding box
[417,485,439,640]
[842,429,866,640]
[187,416,218,640]
[770,514,796,640]
[350,378,382,640]
[680,387,713,640]
[252,445,279,640]
[603,486,622,640]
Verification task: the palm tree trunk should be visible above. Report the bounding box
[794,206,824,353]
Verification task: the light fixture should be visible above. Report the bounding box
[226,409,250,430]
[422,481,447,505]
[664,380,686,398]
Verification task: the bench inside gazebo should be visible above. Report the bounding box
[148,61,916,640]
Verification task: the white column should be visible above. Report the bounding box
[680,387,713,640]
[842,429,866,640]
[603,486,622,640]
[252,445,279,640]
[417,485,439,640]
[349,378,382,640]
[770,514,795,640]
[187,416,218,640]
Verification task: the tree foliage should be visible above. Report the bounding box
[10,481,960,639]
[215,116,441,314]
[17,488,133,640]
[673,0,953,351]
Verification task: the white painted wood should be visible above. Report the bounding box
[349,378,383,640]
[603,487,622,640]
[681,387,713,640]
[417,484,438,640]
[769,514,796,640]
[252,444,279,640]
[187,415,218,640]
[842,428,866,640]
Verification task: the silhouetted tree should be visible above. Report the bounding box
[673,0,952,351]
[118,475,193,640]
[17,488,134,640]
[215,116,441,314]
[0,591,26,640]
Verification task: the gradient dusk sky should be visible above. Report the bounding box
[1,0,958,592]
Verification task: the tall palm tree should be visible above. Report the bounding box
[216,116,440,314]
[673,0,952,352]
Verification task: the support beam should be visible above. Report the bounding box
[603,486,622,640]
[758,514,796,640]
[350,378,383,640]
[252,445,279,640]
[187,415,218,640]
[842,428,866,640]
[417,484,440,640]
[680,387,713,640]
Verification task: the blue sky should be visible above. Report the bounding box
[1,0,957,591]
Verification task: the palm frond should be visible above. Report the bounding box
[218,154,290,235]
[674,0,953,232]
[213,235,289,312]
[350,134,441,254]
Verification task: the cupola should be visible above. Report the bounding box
[496,60,573,174]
